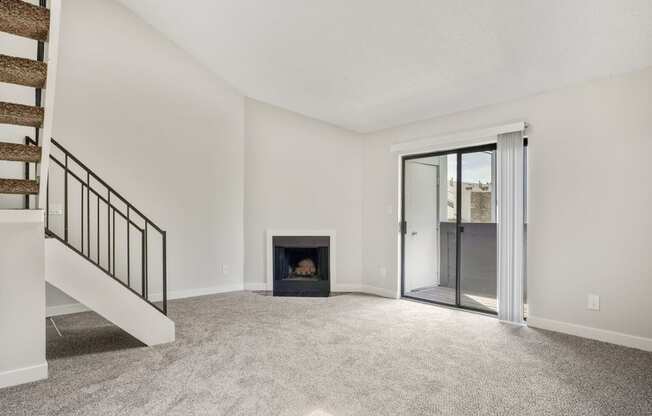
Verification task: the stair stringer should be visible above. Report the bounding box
[45,238,175,346]
[37,0,62,209]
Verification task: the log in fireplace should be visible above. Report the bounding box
[273,236,330,297]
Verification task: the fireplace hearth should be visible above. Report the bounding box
[273,236,330,297]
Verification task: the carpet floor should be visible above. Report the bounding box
[1,291,651,415]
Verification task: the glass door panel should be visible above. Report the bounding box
[459,150,497,313]
[402,154,456,305]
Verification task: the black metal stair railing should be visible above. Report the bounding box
[25,136,167,315]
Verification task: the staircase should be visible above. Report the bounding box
[40,137,174,345]
[1,0,51,202]
[1,0,174,346]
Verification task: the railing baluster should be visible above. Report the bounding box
[80,183,84,254]
[144,222,148,299]
[24,137,30,209]
[112,208,116,277]
[64,154,68,243]
[46,173,49,231]
[127,206,130,288]
[87,172,90,257]
[107,193,110,274]
[141,230,146,297]
[162,230,167,314]
[96,196,100,265]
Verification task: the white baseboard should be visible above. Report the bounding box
[166,283,244,300]
[0,362,48,389]
[359,285,399,299]
[527,315,652,352]
[47,283,245,317]
[331,283,362,292]
[135,284,246,302]
[333,284,398,298]
[243,282,267,291]
[46,303,89,317]
[499,319,526,327]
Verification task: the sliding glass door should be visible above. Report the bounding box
[403,155,456,305]
[458,149,497,313]
[401,145,497,314]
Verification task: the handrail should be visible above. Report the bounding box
[26,136,167,315]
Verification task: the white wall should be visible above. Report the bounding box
[3,0,649,351]
[244,99,364,290]
[363,66,652,343]
[0,211,46,388]
[46,0,245,308]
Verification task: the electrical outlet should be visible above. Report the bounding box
[587,294,600,311]
[379,267,387,278]
[222,264,230,275]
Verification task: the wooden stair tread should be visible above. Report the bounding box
[0,141,41,162]
[0,101,43,127]
[0,0,49,42]
[0,54,47,88]
[0,178,38,194]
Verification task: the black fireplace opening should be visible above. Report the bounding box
[273,236,330,297]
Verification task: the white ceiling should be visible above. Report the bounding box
[117,0,652,133]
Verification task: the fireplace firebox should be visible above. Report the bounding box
[273,236,330,297]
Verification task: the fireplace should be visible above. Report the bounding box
[273,236,330,297]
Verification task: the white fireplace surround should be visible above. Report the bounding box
[266,229,337,292]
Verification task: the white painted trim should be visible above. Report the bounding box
[0,209,44,224]
[499,319,527,327]
[359,285,399,299]
[143,283,245,302]
[37,0,62,209]
[331,283,362,292]
[390,122,526,154]
[169,284,244,300]
[265,229,337,291]
[46,302,88,317]
[527,316,652,352]
[244,282,267,291]
[0,362,48,389]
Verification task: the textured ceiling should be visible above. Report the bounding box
[117,0,652,132]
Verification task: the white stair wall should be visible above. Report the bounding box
[0,210,47,389]
[45,238,175,346]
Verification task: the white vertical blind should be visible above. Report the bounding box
[497,131,525,323]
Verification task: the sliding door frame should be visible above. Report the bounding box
[400,143,498,315]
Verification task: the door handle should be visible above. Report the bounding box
[411,231,418,236]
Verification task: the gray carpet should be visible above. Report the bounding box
[1,291,651,415]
